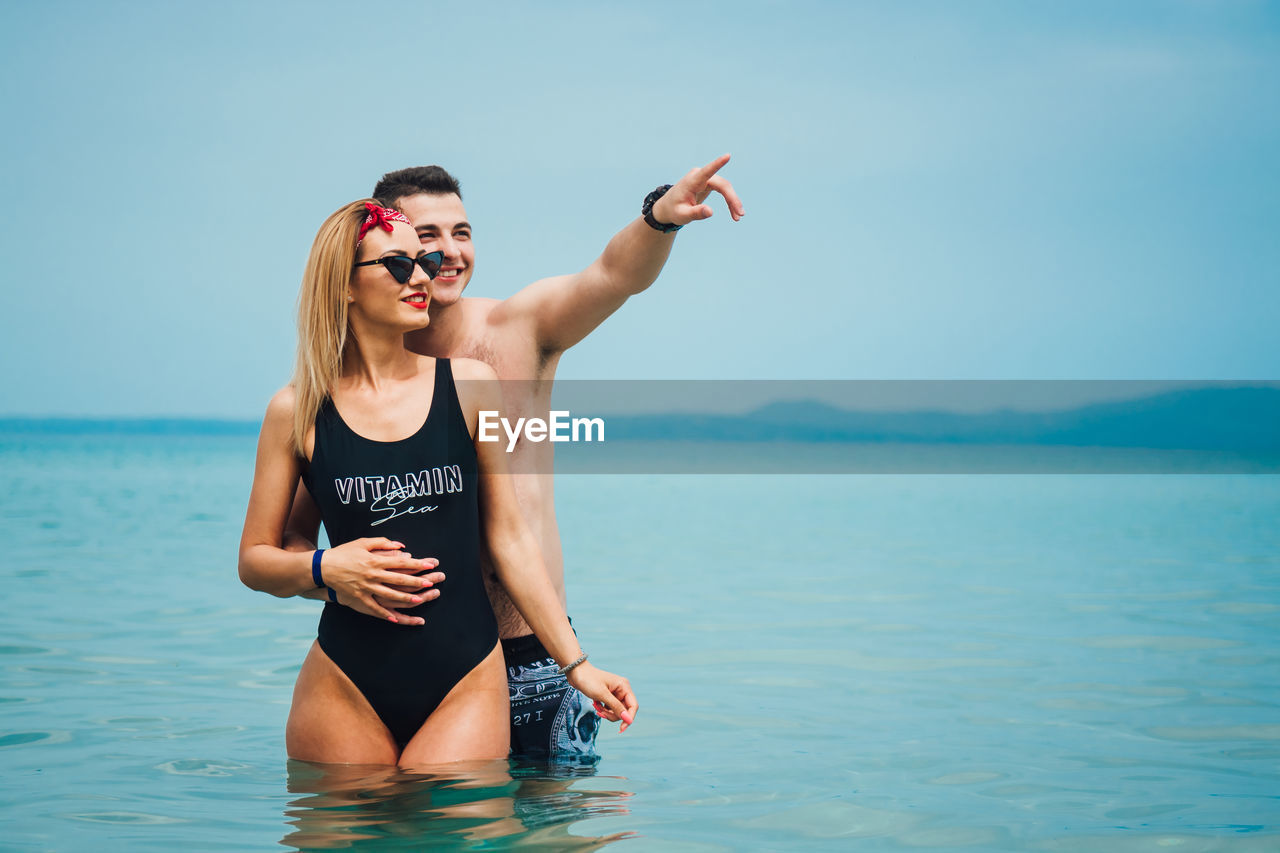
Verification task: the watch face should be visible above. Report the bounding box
[642,184,680,232]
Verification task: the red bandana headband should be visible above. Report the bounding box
[356,202,411,247]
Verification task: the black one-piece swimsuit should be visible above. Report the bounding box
[301,358,499,747]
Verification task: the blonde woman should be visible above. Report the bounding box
[239,201,636,767]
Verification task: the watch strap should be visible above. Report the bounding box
[641,184,682,233]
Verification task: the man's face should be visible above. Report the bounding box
[397,192,473,308]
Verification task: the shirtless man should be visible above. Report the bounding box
[286,156,743,760]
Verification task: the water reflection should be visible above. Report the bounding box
[282,758,634,850]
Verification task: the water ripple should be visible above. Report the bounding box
[1145,725,1280,742]
[0,730,71,748]
[156,758,251,777]
[63,811,188,825]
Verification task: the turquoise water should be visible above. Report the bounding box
[2,433,1279,851]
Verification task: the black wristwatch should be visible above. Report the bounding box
[641,184,682,233]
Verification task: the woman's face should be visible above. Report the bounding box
[347,220,434,331]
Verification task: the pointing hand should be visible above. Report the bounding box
[650,153,745,228]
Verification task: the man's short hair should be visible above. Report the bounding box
[372,166,462,208]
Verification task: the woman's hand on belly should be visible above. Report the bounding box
[365,556,448,626]
[323,538,444,625]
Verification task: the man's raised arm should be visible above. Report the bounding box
[500,154,744,354]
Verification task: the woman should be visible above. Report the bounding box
[239,200,635,767]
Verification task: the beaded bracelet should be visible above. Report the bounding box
[559,652,588,675]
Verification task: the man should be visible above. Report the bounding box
[288,155,743,760]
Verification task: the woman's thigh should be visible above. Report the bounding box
[286,640,400,766]
[398,642,509,769]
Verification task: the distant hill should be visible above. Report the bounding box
[0,418,258,436]
[604,386,1280,450]
[3,385,1278,451]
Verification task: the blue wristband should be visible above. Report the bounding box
[312,550,337,602]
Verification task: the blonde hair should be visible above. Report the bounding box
[291,199,375,455]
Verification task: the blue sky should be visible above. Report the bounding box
[1,1,1277,417]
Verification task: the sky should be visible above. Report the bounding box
[1,0,1277,418]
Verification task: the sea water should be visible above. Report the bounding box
[1,431,1278,851]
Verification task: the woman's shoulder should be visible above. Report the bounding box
[256,384,310,455]
[446,358,501,417]
[447,357,497,382]
[263,384,299,423]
